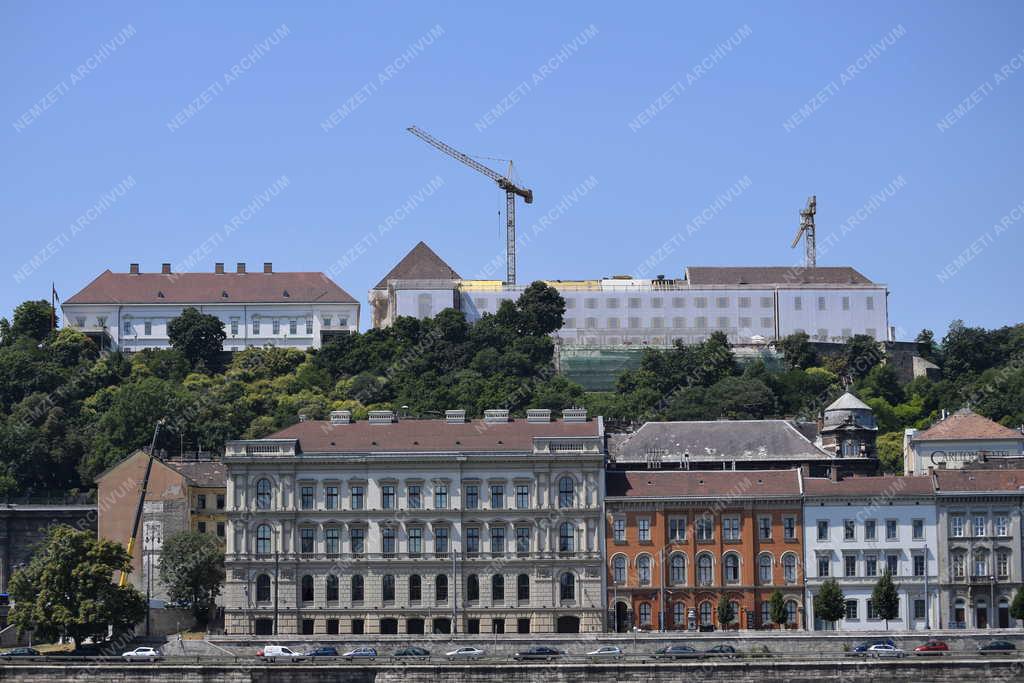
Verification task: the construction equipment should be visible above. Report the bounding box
[407,125,533,285]
[118,419,165,587]
[790,195,817,268]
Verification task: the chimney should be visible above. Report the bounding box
[263,262,273,273]
[484,409,510,424]
[329,410,351,425]
[237,262,246,273]
[215,263,225,274]
[368,410,396,424]
[445,409,467,424]
[161,263,171,274]
[562,407,588,423]
[526,409,552,423]
[129,263,140,274]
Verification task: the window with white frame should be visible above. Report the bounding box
[697,516,713,541]
[996,515,1009,537]
[973,515,986,537]
[613,556,626,584]
[613,518,626,543]
[758,554,772,583]
[722,516,740,541]
[669,517,686,542]
[844,520,855,541]
[912,519,924,540]
[885,519,898,540]
[724,553,740,584]
[950,515,964,537]
[816,520,829,541]
[638,517,651,542]
[783,554,797,583]
[637,556,652,585]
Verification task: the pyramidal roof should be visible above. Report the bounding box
[825,392,871,412]
[373,241,460,289]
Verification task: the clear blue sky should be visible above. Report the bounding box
[3,1,1022,339]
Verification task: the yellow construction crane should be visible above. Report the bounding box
[118,419,165,587]
[407,125,533,285]
[791,195,817,268]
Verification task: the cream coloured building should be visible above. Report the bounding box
[222,408,606,636]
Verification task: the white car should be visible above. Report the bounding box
[446,646,485,660]
[122,647,161,662]
[867,644,906,658]
[587,646,624,660]
[258,645,306,662]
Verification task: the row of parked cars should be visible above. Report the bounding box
[0,646,163,662]
[257,643,745,662]
[847,638,1017,658]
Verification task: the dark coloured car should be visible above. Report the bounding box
[704,644,738,659]
[393,646,431,660]
[305,646,339,657]
[654,645,700,659]
[848,639,896,656]
[978,640,1016,655]
[514,646,565,661]
[0,647,40,660]
[913,640,949,655]
[342,647,377,661]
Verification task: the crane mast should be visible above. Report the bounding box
[407,125,533,285]
[790,195,817,268]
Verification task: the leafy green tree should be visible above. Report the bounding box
[8,525,145,647]
[941,319,999,380]
[872,569,900,630]
[779,331,818,370]
[843,335,884,382]
[876,431,904,474]
[159,531,225,625]
[1010,588,1024,622]
[167,307,226,368]
[769,589,788,628]
[1,300,55,345]
[813,578,846,625]
[707,376,776,419]
[716,595,735,628]
[516,281,565,336]
[857,364,905,405]
[915,329,939,363]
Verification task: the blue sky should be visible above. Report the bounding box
[3,1,1022,338]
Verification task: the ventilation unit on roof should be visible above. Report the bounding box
[484,409,510,423]
[526,409,551,423]
[562,407,588,423]
[330,410,351,425]
[445,409,466,424]
[368,410,396,424]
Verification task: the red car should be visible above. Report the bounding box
[913,640,949,655]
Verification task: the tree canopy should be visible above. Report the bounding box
[159,531,225,625]
[872,569,900,629]
[167,307,226,369]
[813,578,846,624]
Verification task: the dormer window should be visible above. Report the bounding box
[221,290,229,298]
[282,290,290,298]
[157,291,165,298]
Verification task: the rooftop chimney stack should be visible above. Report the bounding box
[215,263,225,274]
[263,262,273,273]
[237,262,246,273]
[161,263,171,274]
[129,263,139,274]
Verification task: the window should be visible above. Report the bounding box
[516,526,530,555]
[866,296,875,310]
[783,517,796,540]
[785,600,798,626]
[197,521,207,534]
[724,554,740,584]
[351,575,364,602]
[670,554,686,584]
[517,574,530,601]
[697,554,713,586]
[252,317,260,334]
[300,575,314,602]
[515,485,529,509]
[672,316,685,329]
[845,600,858,620]
[558,477,574,508]
[651,297,663,308]
[638,518,651,542]
[817,556,830,577]
[716,316,729,329]
[465,485,479,509]
[844,520,855,541]
[638,556,652,585]
[559,523,575,552]
[817,296,826,311]
[435,575,448,601]
[886,519,898,540]
[382,575,395,602]
[951,552,965,579]
[639,603,652,626]
[865,519,876,540]
[760,601,771,627]
[759,516,772,540]
[256,574,271,602]
[866,555,878,577]
[613,556,627,584]
[350,528,365,554]
[382,485,395,509]
[699,601,712,626]
[289,320,297,335]
[407,575,421,602]
[759,554,772,583]
[914,599,926,621]
[912,519,924,540]
[842,296,850,311]
[673,297,685,308]
[196,494,206,509]
[669,517,687,541]
[973,515,986,537]
[490,526,506,555]
[305,319,313,334]
[761,317,773,328]
[607,298,620,309]
[491,575,504,602]
[867,600,877,619]
[673,602,685,626]
[434,527,449,555]
[794,297,802,311]
[816,520,829,541]
[382,528,396,556]
[326,527,340,555]
[216,522,225,537]
[256,479,272,510]
[408,527,423,556]
[628,297,642,309]
[300,486,314,510]
[783,554,797,583]
[466,528,480,554]
[143,320,152,336]
[613,518,626,543]
[407,485,421,509]
[256,524,271,555]
[887,554,898,575]
[559,573,575,601]
[950,515,964,537]
[716,296,729,308]
[723,516,740,541]
[326,575,339,602]
[845,555,857,578]
[997,551,1010,578]
[322,316,332,327]
[434,485,448,508]
[695,316,707,329]
[272,319,280,335]
[350,485,364,510]
[697,516,713,541]
[913,554,925,577]
[123,319,133,335]
[996,515,1009,536]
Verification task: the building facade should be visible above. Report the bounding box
[904,409,1024,475]
[934,469,1024,629]
[604,469,805,632]
[802,476,938,631]
[222,408,606,636]
[62,262,359,352]
[371,243,891,345]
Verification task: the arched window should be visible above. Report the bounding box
[558,477,575,508]
[759,554,773,584]
[382,574,395,601]
[672,602,685,627]
[435,575,448,602]
[255,524,271,555]
[697,553,713,586]
[783,554,797,583]
[699,600,713,625]
[670,554,686,584]
[785,600,798,625]
[973,551,988,576]
[492,574,504,602]
[256,479,272,509]
[409,575,421,602]
[517,574,530,601]
[467,574,480,601]
[637,555,652,585]
[255,574,271,602]
[300,575,314,603]
[326,575,339,602]
[724,553,740,584]
[613,555,627,584]
[639,602,652,626]
[351,575,364,602]
[559,572,575,601]
[559,522,575,552]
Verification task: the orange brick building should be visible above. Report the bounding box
[605,469,805,631]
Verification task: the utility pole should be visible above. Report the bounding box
[924,541,930,629]
[273,551,279,636]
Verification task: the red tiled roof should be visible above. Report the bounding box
[64,270,356,304]
[804,476,933,497]
[606,469,801,498]
[913,409,1023,442]
[685,266,876,286]
[933,469,1024,493]
[374,242,460,289]
[164,460,227,488]
[267,418,599,453]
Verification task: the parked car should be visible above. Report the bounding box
[304,646,339,657]
[393,646,430,660]
[913,640,949,655]
[848,639,896,656]
[0,647,40,660]
[586,646,624,660]
[446,646,485,660]
[514,646,565,661]
[654,645,700,659]
[342,647,378,661]
[704,644,738,659]
[978,640,1016,655]
[121,647,162,662]
[258,645,305,662]
[866,644,906,658]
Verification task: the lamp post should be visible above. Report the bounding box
[923,542,930,629]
